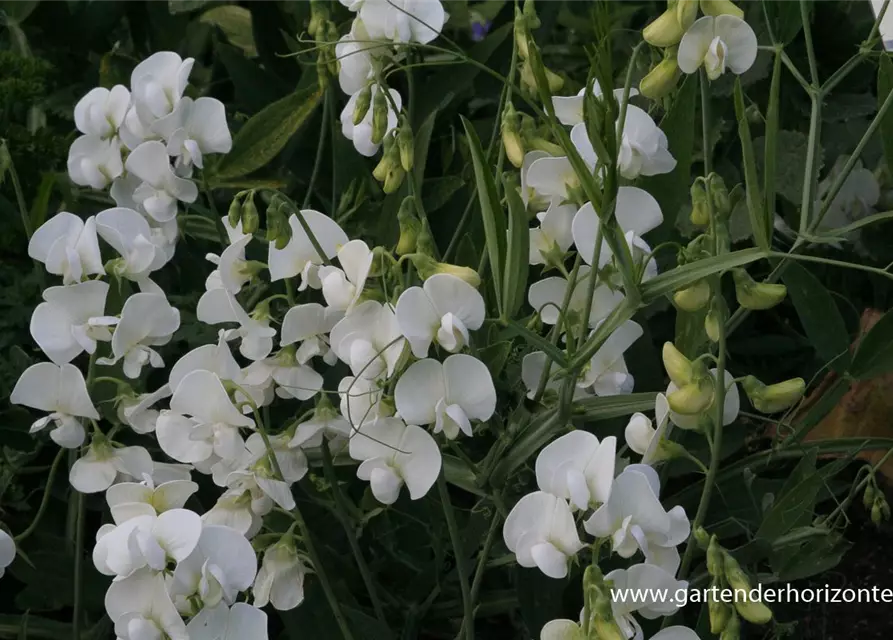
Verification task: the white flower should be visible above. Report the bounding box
[156,370,255,468]
[520,151,552,211]
[606,563,688,636]
[394,354,496,439]
[69,441,153,493]
[540,619,583,640]
[241,352,323,402]
[281,303,341,365]
[340,85,401,156]
[152,96,232,172]
[106,569,188,640]
[339,375,392,428]
[578,320,643,395]
[98,292,180,378]
[289,407,351,450]
[329,300,405,380]
[202,488,263,538]
[245,432,308,484]
[106,476,199,524]
[318,239,374,312]
[584,464,690,575]
[528,267,625,329]
[359,0,446,43]
[125,141,199,223]
[30,280,114,365]
[10,362,99,448]
[96,207,169,282]
[552,83,640,127]
[120,106,162,152]
[130,51,195,122]
[67,135,124,189]
[185,603,268,640]
[625,394,672,466]
[571,105,676,180]
[521,351,569,400]
[336,19,377,95]
[529,201,576,265]
[197,288,276,361]
[503,491,584,579]
[171,524,257,610]
[168,331,242,393]
[535,432,616,511]
[395,273,486,357]
[0,530,15,579]
[92,509,203,579]
[28,212,104,285]
[205,234,253,294]
[678,15,758,80]
[667,368,740,430]
[348,417,441,504]
[571,188,663,267]
[525,155,578,201]
[267,211,349,285]
[74,85,131,139]
[253,540,309,611]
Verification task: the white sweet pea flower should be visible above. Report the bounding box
[28,212,104,285]
[521,351,571,401]
[571,105,676,180]
[336,19,377,94]
[246,432,308,484]
[649,628,701,640]
[224,466,295,513]
[525,155,578,202]
[340,85,401,156]
[359,0,445,43]
[170,524,257,611]
[241,351,323,402]
[0,530,15,579]
[288,404,351,451]
[197,288,276,361]
[529,201,576,266]
[606,563,689,636]
[152,96,232,172]
[96,207,169,282]
[520,151,551,211]
[678,15,758,80]
[30,280,114,364]
[268,211,349,285]
[98,292,180,378]
[503,491,584,579]
[151,462,194,484]
[395,274,486,358]
[572,188,663,266]
[578,320,643,395]
[625,394,673,466]
[253,540,309,611]
[318,239,374,312]
[329,300,405,380]
[339,375,392,428]
[125,140,199,223]
[202,488,264,538]
[130,51,195,122]
[120,106,162,152]
[552,84,640,127]
[169,331,242,393]
[92,509,203,579]
[281,303,341,365]
[67,135,124,189]
[74,85,131,139]
[186,603,268,640]
[156,370,255,468]
[348,417,441,505]
[105,569,188,640]
[69,441,153,493]
[10,362,99,448]
[205,234,253,293]
[584,464,690,575]
[535,432,616,511]
[667,368,740,430]
[394,354,496,439]
[528,267,625,329]
[106,476,199,524]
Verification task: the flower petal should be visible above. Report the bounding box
[394,359,445,426]
[677,16,716,74]
[443,354,496,421]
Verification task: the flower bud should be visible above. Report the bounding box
[668,377,715,415]
[514,7,531,59]
[662,342,694,387]
[371,88,390,146]
[676,0,699,30]
[704,310,721,344]
[409,254,481,288]
[639,56,682,100]
[241,192,259,235]
[265,198,292,249]
[742,375,805,413]
[396,197,421,256]
[693,526,710,549]
[383,166,406,194]
[397,121,414,173]
[352,84,372,126]
[707,535,724,576]
[700,0,745,19]
[719,611,740,640]
[872,499,883,524]
[732,269,787,310]
[864,483,876,510]
[227,194,243,229]
[592,618,625,640]
[520,58,564,96]
[373,134,398,182]
[690,180,709,226]
[735,598,773,625]
[673,279,711,312]
[643,9,685,47]
[501,103,525,168]
[709,586,732,634]
[709,174,731,218]
[316,55,330,91]
[881,496,891,521]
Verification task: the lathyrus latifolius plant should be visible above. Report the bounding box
[5,1,893,639]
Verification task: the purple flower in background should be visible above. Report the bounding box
[471,12,491,42]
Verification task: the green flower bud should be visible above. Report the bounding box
[409,254,481,288]
[707,535,724,576]
[639,56,682,100]
[265,198,292,249]
[872,500,883,524]
[662,342,694,387]
[719,610,740,640]
[864,483,876,511]
[373,134,398,182]
[709,174,732,218]
[396,197,421,256]
[709,587,732,634]
[705,305,722,343]
[643,9,685,47]
[371,87,389,145]
[732,269,787,310]
[668,377,715,415]
[397,118,414,172]
[673,279,711,311]
[676,0,699,30]
[227,194,243,229]
[693,526,710,549]
[526,136,564,156]
[316,55,330,90]
[241,192,259,235]
[690,180,710,226]
[700,0,745,19]
[881,497,891,521]
[352,84,372,126]
[501,103,525,168]
[592,618,625,640]
[722,552,750,592]
[383,166,406,194]
[520,58,564,96]
[735,598,773,625]
[742,375,805,413]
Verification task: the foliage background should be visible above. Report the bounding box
[2,0,893,638]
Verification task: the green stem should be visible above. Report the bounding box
[826,446,893,524]
[456,501,502,637]
[797,96,822,237]
[437,472,473,640]
[304,90,331,209]
[14,448,65,543]
[71,489,86,640]
[800,0,820,85]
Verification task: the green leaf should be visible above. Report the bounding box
[461,116,506,313]
[754,130,823,206]
[213,85,322,180]
[641,248,765,301]
[733,78,769,251]
[500,174,529,321]
[850,309,893,379]
[878,55,893,175]
[28,172,55,232]
[674,308,708,359]
[500,321,567,368]
[421,176,464,213]
[571,392,659,420]
[756,450,818,541]
[200,5,256,56]
[443,454,485,497]
[781,262,851,372]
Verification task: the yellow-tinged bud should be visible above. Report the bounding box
[396,197,420,256]
[693,526,710,548]
[592,618,625,640]
[673,279,711,311]
[732,269,788,310]
[662,342,694,387]
[742,375,805,413]
[700,0,745,19]
[383,166,405,194]
[352,84,372,126]
[371,87,389,145]
[668,377,715,415]
[676,0,699,30]
[227,194,243,229]
[241,192,259,234]
[514,8,531,59]
[735,598,773,625]
[373,135,398,182]
[721,552,750,592]
[707,535,724,576]
[690,180,709,226]
[720,611,740,640]
[639,56,682,100]
[501,104,525,168]
[709,590,732,634]
[397,119,414,172]
[709,174,732,217]
[520,59,564,95]
[705,307,721,343]
[643,9,685,47]
[409,254,482,288]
